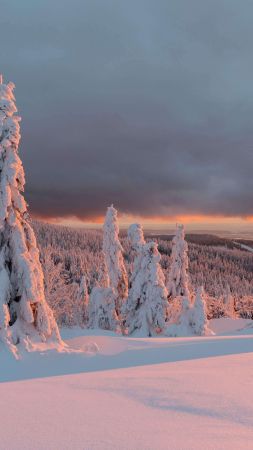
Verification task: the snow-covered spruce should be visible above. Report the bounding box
[88,285,120,332]
[165,295,193,337]
[97,256,110,288]
[125,240,168,337]
[167,224,190,299]
[166,287,209,337]
[88,251,121,332]
[127,223,145,251]
[0,76,61,352]
[103,205,128,316]
[124,223,146,317]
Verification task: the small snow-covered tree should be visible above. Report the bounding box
[191,286,208,335]
[0,76,61,351]
[88,285,120,332]
[103,205,128,316]
[125,241,168,336]
[88,249,121,332]
[223,284,235,318]
[167,224,190,299]
[166,287,209,337]
[165,295,192,337]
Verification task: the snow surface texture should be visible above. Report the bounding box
[1,319,253,450]
[0,77,61,355]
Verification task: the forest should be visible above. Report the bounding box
[33,219,253,328]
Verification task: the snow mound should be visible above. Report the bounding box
[1,327,253,449]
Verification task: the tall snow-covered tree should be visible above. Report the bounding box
[0,76,61,350]
[103,205,128,315]
[122,223,146,324]
[167,224,190,299]
[191,286,208,335]
[125,240,168,336]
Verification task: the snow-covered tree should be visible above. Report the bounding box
[191,286,208,335]
[165,295,192,337]
[127,223,146,292]
[88,285,120,332]
[128,223,145,251]
[166,287,209,337]
[0,76,61,351]
[97,255,110,288]
[223,284,235,318]
[125,240,168,336]
[167,224,190,299]
[103,205,128,316]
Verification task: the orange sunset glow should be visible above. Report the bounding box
[36,213,253,236]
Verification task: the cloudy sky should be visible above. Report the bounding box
[1,0,253,229]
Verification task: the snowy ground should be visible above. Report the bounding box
[1,318,253,450]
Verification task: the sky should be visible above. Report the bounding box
[1,0,253,232]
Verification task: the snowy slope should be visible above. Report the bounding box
[1,319,253,450]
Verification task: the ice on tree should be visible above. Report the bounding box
[0,76,61,353]
[125,236,168,337]
[103,205,128,316]
[167,224,190,299]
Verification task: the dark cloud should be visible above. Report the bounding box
[1,0,253,220]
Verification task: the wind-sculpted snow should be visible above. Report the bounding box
[1,318,253,382]
[0,321,253,449]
